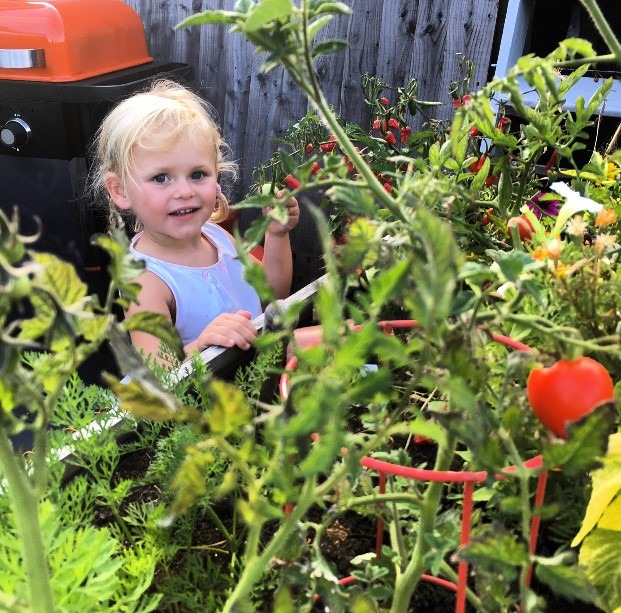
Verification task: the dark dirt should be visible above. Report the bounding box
[89,434,602,613]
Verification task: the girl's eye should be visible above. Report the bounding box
[153,174,169,184]
[190,170,206,180]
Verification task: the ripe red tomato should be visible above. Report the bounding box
[468,154,486,173]
[527,357,614,438]
[507,215,534,241]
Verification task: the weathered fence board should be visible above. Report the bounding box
[127,0,500,197]
[124,0,501,288]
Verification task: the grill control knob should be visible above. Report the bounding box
[1,117,31,150]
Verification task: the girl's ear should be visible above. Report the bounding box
[104,173,131,210]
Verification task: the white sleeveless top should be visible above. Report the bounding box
[130,223,262,346]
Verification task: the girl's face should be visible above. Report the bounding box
[106,127,219,245]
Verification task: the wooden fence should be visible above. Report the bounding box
[125,0,503,288]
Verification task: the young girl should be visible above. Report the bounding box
[90,79,299,364]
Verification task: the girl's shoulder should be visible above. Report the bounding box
[202,222,238,256]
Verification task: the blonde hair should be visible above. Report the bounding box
[89,79,236,231]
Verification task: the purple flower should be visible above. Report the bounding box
[525,191,561,219]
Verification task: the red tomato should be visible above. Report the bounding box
[384,132,397,145]
[527,357,614,438]
[283,174,301,190]
[507,215,534,241]
[468,154,486,173]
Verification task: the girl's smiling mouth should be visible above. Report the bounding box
[170,208,199,217]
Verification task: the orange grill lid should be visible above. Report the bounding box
[0,0,152,82]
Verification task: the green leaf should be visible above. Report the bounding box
[460,526,528,581]
[92,233,145,284]
[327,185,376,216]
[404,208,462,329]
[18,292,54,340]
[244,0,294,32]
[369,257,411,309]
[450,110,468,164]
[491,250,536,283]
[34,252,87,306]
[166,445,214,519]
[312,2,351,16]
[497,165,513,212]
[298,417,341,476]
[557,38,596,59]
[470,155,491,193]
[572,433,621,546]
[312,39,348,58]
[340,217,378,271]
[106,376,202,423]
[585,78,613,117]
[175,10,243,31]
[579,529,621,612]
[306,14,332,40]
[207,380,252,436]
[123,311,185,360]
[534,556,595,604]
[272,586,296,613]
[557,64,589,98]
[543,403,616,477]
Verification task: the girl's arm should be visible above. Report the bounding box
[125,271,178,364]
[126,272,257,366]
[261,192,300,298]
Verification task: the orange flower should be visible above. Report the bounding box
[532,246,550,260]
[544,237,563,262]
[595,208,618,227]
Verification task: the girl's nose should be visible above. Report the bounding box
[174,178,195,198]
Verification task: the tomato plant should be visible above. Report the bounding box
[526,357,615,437]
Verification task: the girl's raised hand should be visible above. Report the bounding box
[264,189,300,236]
[195,310,258,352]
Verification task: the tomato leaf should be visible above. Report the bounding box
[311,39,348,58]
[534,554,595,604]
[122,311,185,361]
[543,403,616,476]
[243,0,294,32]
[459,525,528,581]
[369,257,411,311]
[164,445,214,521]
[207,380,252,436]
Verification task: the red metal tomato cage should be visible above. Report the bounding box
[0,0,192,383]
[280,321,549,612]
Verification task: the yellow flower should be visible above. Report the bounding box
[595,208,618,227]
[606,162,620,180]
[553,262,568,277]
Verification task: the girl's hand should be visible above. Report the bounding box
[195,310,258,351]
[265,190,300,236]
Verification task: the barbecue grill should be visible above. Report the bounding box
[0,0,193,382]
